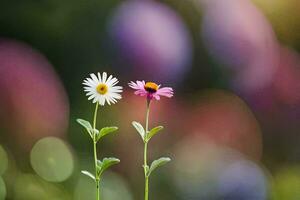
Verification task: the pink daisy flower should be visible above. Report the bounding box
[128,80,174,100]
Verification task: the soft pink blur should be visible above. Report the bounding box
[0,39,69,150]
[243,46,300,123]
[273,47,300,106]
[201,0,279,92]
[182,90,263,161]
[171,137,269,199]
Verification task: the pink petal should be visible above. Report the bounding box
[128,81,138,89]
[153,94,161,100]
[134,89,147,96]
[128,80,145,90]
[136,80,145,89]
[156,87,174,98]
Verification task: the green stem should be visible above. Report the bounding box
[145,100,150,133]
[93,102,99,130]
[144,100,151,200]
[144,142,149,200]
[96,180,100,200]
[93,103,100,200]
[145,176,149,200]
[144,142,148,176]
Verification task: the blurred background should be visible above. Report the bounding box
[0,0,299,199]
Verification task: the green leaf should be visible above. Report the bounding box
[148,157,171,176]
[81,170,95,180]
[93,128,99,137]
[146,126,164,142]
[97,157,120,176]
[143,165,149,176]
[76,119,93,138]
[97,160,102,166]
[96,160,102,175]
[132,121,145,140]
[97,126,118,141]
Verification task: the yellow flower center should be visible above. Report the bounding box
[96,83,108,95]
[144,82,159,93]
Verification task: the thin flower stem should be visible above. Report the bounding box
[93,102,99,129]
[144,100,151,200]
[145,176,149,200]
[144,142,149,200]
[93,102,100,200]
[145,100,150,133]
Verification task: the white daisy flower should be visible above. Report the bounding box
[83,72,123,106]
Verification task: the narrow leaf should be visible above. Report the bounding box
[97,160,102,167]
[76,119,93,138]
[143,165,149,176]
[146,126,164,142]
[132,121,145,140]
[148,157,171,176]
[96,160,102,176]
[81,170,95,180]
[93,128,100,141]
[98,157,120,176]
[98,126,118,141]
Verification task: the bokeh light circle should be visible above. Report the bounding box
[240,46,300,118]
[172,138,269,199]
[109,0,193,84]
[272,166,300,199]
[13,173,70,200]
[101,172,133,200]
[183,90,263,160]
[273,47,300,106]
[0,146,8,175]
[201,0,279,92]
[0,178,6,200]
[0,39,69,151]
[74,171,133,200]
[172,138,244,199]
[253,0,300,47]
[30,137,74,182]
[217,160,268,200]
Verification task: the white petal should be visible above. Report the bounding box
[109,93,122,99]
[111,86,123,90]
[107,77,118,86]
[97,72,102,83]
[83,79,93,86]
[102,72,107,83]
[106,97,111,105]
[86,91,94,96]
[90,73,99,83]
[99,96,105,106]
[88,94,95,100]
[108,96,116,104]
[106,75,113,84]
[84,78,98,87]
[109,88,122,93]
[82,72,123,105]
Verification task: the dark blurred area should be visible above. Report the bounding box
[0,0,299,199]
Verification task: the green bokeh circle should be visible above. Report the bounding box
[0,146,8,175]
[0,177,6,200]
[74,172,133,200]
[272,166,300,200]
[30,137,74,182]
[13,174,70,200]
